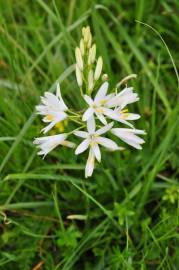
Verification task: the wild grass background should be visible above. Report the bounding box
[0,0,179,269]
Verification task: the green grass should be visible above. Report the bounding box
[0,0,179,269]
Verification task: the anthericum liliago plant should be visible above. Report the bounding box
[33,26,146,178]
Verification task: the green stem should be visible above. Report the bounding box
[67,125,86,135]
[80,86,83,96]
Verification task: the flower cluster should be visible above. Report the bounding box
[34,26,146,178]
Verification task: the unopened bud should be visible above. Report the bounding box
[82,27,86,36]
[87,33,92,48]
[80,39,85,56]
[94,56,103,80]
[75,64,83,87]
[84,26,91,43]
[102,73,108,81]
[75,47,83,71]
[88,69,94,91]
[88,44,96,65]
[90,44,96,63]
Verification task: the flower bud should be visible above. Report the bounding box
[94,56,103,81]
[90,44,96,63]
[75,47,83,71]
[102,73,108,81]
[88,69,94,91]
[84,26,91,43]
[75,64,82,87]
[88,44,96,65]
[82,27,86,36]
[87,33,92,48]
[80,39,85,56]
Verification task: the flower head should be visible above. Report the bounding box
[82,82,139,126]
[36,83,68,134]
[34,26,146,178]
[74,117,121,177]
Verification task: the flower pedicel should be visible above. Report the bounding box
[33,26,146,178]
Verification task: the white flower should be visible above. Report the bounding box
[74,117,120,177]
[33,134,75,157]
[111,128,146,149]
[107,86,139,109]
[82,82,115,125]
[36,83,68,134]
[114,108,140,128]
[82,82,140,126]
[94,56,103,80]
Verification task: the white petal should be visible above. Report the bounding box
[34,134,67,156]
[97,137,119,151]
[103,108,120,121]
[83,95,94,106]
[117,119,134,128]
[36,105,47,114]
[44,92,59,105]
[43,111,67,123]
[124,113,140,120]
[114,128,146,135]
[132,129,146,135]
[74,131,88,138]
[96,122,114,135]
[56,83,68,110]
[82,107,94,121]
[107,87,139,108]
[94,82,109,103]
[42,122,56,134]
[75,139,90,155]
[120,95,139,109]
[33,136,50,145]
[42,112,67,134]
[118,87,134,96]
[95,112,107,125]
[85,149,95,178]
[121,139,142,149]
[87,116,96,134]
[61,140,75,148]
[92,143,101,162]
[111,128,145,149]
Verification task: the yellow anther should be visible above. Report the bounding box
[100,99,107,105]
[96,107,104,113]
[120,109,129,119]
[121,109,128,113]
[46,114,53,121]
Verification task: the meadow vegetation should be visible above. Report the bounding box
[0,0,179,269]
